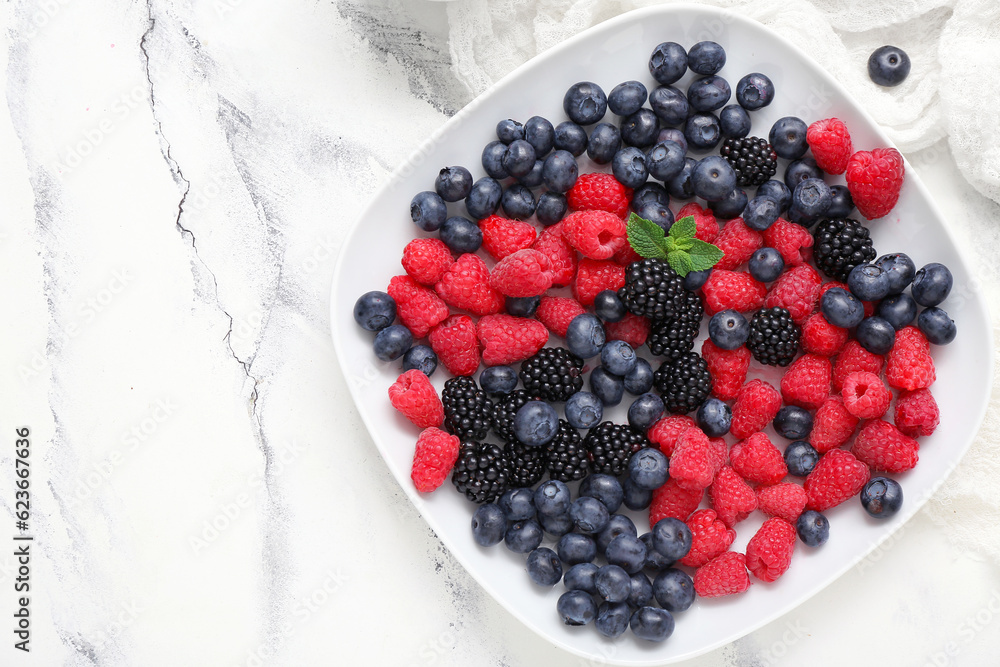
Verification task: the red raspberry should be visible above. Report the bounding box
[489,249,553,297]
[477,314,548,366]
[730,379,782,440]
[845,147,905,220]
[745,518,796,583]
[428,315,480,377]
[561,210,627,260]
[701,339,751,401]
[670,427,723,491]
[401,238,454,286]
[604,312,650,348]
[780,353,832,410]
[806,118,853,175]
[710,466,757,528]
[714,218,763,270]
[648,415,697,457]
[756,482,807,524]
[566,172,632,218]
[894,389,940,438]
[572,258,626,307]
[708,437,729,470]
[677,203,720,243]
[410,427,461,493]
[841,371,891,419]
[649,478,703,526]
[388,369,444,428]
[535,296,586,338]
[764,263,822,324]
[433,253,504,317]
[387,275,450,338]
[763,217,813,267]
[810,396,860,453]
[702,270,768,315]
[819,281,875,318]
[851,419,919,473]
[613,242,643,266]
[679,509,736,568]
[801,312,848,357]
[694,552,751,598]
[804,449,870,511]
[886,326,936,391]
[532,224,577,287]
[730,432,787,486]
[479,215,537,260]
[832,339,885,392]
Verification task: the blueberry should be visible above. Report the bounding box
[683,268,712,291]
[594,290,627,322]
[791,178,832,219]
[918,307,957,345]
[719,103,751,139]
[595,564,631,603]
[590,366,624,406]
[580,474,624,513]
[481,141,509,179]
[875,253,917,294]
[796,510,829,546]
[621,108,659,148]
[911,263,953,307]
[652,568,695,611]
[565,391,603,429]
[622,478,653,511]
[569,496,611,535]
[687,41,726,75]
[557,590,597,626]
[534,480,572,517]
[563,81,608,125]
[821,287,865,328]
[628,394,665,433]
[709,309,750,349]
[612,146,649,189]
[601,339,638,376]
[524,116,555,156]
[666,157,697,199]
[373,325,411,361]
[684,112,721,151]
[471,503,506,547]
[646,140,687,182]
[633,200,674,231]
[709,187,748,220]
[860,476,903,518]
[596,513,637,553]
[628,447,668,490]
[624,358,655,395]
[847,264,891,302]
[435,166,474,202]
[868,45,911,87]
[439,216,483,253]
[536,192,568,226]
[558,532,598,565]
[354,291,396,331]
[630,606,674,642]
[595,601,631,638]
[786,206,820,228]
[554,121,588,156]
[656,127,688,153]
[504,519,543,553]
[769,116,809,160]
[633,182,671,209]
[687,75,731,112]
[856,316,897,355]
[827,184,855,218]
[410,191,447,231]
[586,122,621,164]
[566,313,606,359]
[608,80,648,116]
[542,150,579,193]
[517,159,544,188]
[784,440,820,477]
[501,183,536,219]
[649,42,687,85]
[499,487,536,521]
[606,534,647,574]
[784,158,823,190]
[639,532,672,570]
[649,85,689,126]
[757,179,792,212]
[749,247,785,282]
[501,139,535,179]
[564,562,599,593]
[526,547,563,586]
[513,400,560,447]
[504,296,540,318]
[496,119,523,144]
[878,293,918,330]
[696,397,732,437]
[539,512,574,537]
[628,572,654,608]
[465,177,502,219]
[773,406,813,440]
[736,72,774,110]
[692,155,737,202]
[402,344,437,377]
[651,517,692,562]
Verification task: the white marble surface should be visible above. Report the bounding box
[2,1,999,665]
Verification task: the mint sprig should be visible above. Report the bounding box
[626,213,724,276]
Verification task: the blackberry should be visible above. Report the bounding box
[492,389,533,441]
[506,442,547,488]
[451,441,509,503]
[519,348,584,401]
[585,421,650,476]
[812,218,877,282]
[747,307,801,366]
[618,258,686,320]
[653,352,713,414]
[720,136,778,187]
[442,377,493,441]
[545,419,589,483]
[646,289,703,359]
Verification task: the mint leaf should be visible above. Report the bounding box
[626,213,668,259]
[674,237,694,252]
[686,239,725,271]
[668,215,697,241]
[667,251,694,276]
[627,212,723,276]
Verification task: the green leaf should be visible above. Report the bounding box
[674,237,694,252]
[667,251,694,276]
[686,239,725,272]
[668,215,697,240]
[626,213,668,259]
[626,212,723,276]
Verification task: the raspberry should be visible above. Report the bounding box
[806,118,853,175]
[710,466,757,528]
[801,313,848,357]
[894,389,940,438]
[764,263,822,324]
[845,147,905,220]
[832,339,885,392]
[694,552,751,598]
[612,242,643,266]
[566,172,633,218]
[476,314,548,366]
[434,253,504,317]
[489,249,553,297]
[841,371,891,419]
[810,396,860,453]
[647,415,697,457]
[780,353,832,410]
[428,315,480,377]
[804,449,870,511]
[714,218,764,270]
[756,483,807,524]
[387,274,450,338]
[762,217,813,267]
[388,369,445,429]
[851,419,919,473]
[535,296,586,338]
[561,210,627,260]
[573,258,626,307]
[604,312,651,348]
[730,379,782,440]
[670,427,723,491]
[531,224,577,287]
[701,270,768,315]
[886,326,936,391]
[401,238,455,286]
[679,509,736,568]
[701,339,751,401]
[677,203,720,243]
[708,437,730,470]
[479,215,537,260]
[745,518,796,583]
[730,432,787,486]
[649,478,703,526]
[410,427,461,493]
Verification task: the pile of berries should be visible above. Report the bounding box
[354,37,956,643]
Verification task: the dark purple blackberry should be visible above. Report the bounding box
[518,348,584,402]
[585,421,650,476]
[618,258,686,321]
[451,441,509,503]
[492,389,533,442]
[545,419,589,482]
[506,442,547,488]
[442,377,493,441]
[812,218,877,281]
[747,307,801,366]
[720,136,778,187]
[653,351,712,414]
[646,289,703,359]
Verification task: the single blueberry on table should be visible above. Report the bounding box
[539,511,574,537]
[481,140,508,180]
[652,517,692,562]
[683,268,712,291]
[856,316,897,355]
[563,81,608,125]
[639,532,672,570]
[784,157,823,189]
[918,307,957,345]
[696,397,732,437]
[499,487,536,521]
[656,127,688,153]
[595,601,631,638]
[653,568,695,611]
[709,187,747,220]
[633,182,670,208]
[687,75,731,112]
[769,116,809,160]
[911,263,953,307]
[587,122,621,164]
[402,344,437,377]
[590,366,624,406]
[757,179,791,212]
[373,324,411,361]
[410,191,447,232]
[736,72,774,110]
[749,247,785,283]
[796,510,829,546]
[709,309,750,349]
[596,513,637,553]
[513,400,560,447]
[608,80,648,116]
[524,115,555,156]
[684,112,722,151]
[628,572,654,608]
[649,85,689,126]
[868,45,911,87]
[535,192,567,226]
[628,394,665,433]
[567,313,606,359]
[554,121,588,156]
[719,103,752,139]
[627,446,668,490]
[606,534,648,575]
[501,183,536,220]
[580,474,624,513]
[565,391,603,429]
[612,146,649,189]
[646,140,686,182]
[784,440,820,477]
[773,405,813,440]
[687,40,726,75]
[649,41,688,85]
[622,477,653,511]
[465,177,502,220]
[624,358,655,395]
[630,606,675,642]
[354,290,396,332]
[570,496,611,534]
[517,159,544,188]
[594,290,627,323]
[875,253,917,294]
[471,503,506,547]
[827,184,855,218]
[791,178,832,219]
[501,139,536,178]
[595,564,632,603]
[821,287,865,328]
[620,108,660,148]
[435,165,474,202]
[496,118,523,144]
[633,200,674,231]
[564,562,599,593]
[666,157,697,199]
[692,155,737,202]
[848,263,892,302]
[542,150,579,193]
[558,532,598,565]
[526,547,563,587]
[439,216,482,254]
[601,339,638,376]
[860,476,904,518]
[504,519,543,553]
[534,480,572,517]
[557,590,597,626]
[504,296,540,318]
[878,293,918,330]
